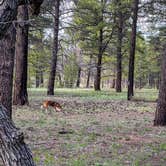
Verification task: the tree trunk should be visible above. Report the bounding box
[0,0,44,39]
[0,105,35,166]
[36,70,40,88]
[127,0,139,100]
[47,0,60,95]
[76,67,81,88]
[116,1,123,93]
[154,47,166,126]
[86,54,93,88]
[86,70,91,88]
[0,25,16,119]
[111,79,116,89]
[40,70,44,87]
[139,77,142,89]
[94,29,103,91]
[13,5,29,106]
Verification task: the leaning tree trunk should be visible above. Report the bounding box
[0,105,35,166]
[0,25,16,119]
[94,29,103,91]
[0,0,44,39]
[127,0,139,100]
[116,1,123,93]
[154,46,166,126]
[47,0,60,95]
[13,5,29,106]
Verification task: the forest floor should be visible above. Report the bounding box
[12,88,166,166]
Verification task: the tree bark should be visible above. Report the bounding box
[116,1,123,93]
[94,28,103,91]
[154,46,166,126]
[13,5,29,106]
[0,0,43,39]
[47,0,60,95]
[127,0,139,100]
[0,25,16,119]
[0,105,35,166]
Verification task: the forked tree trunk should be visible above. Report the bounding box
[0,25,16,119]
[47,0,60,95]
[13,5,29,106]
[0,105,35,166]
[127,0,139,100]
[154,47,166,126]
[116,1,123,93]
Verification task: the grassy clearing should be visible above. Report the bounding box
[28,88,158,101]
[11,88,166,166]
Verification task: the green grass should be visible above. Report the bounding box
[28,88,158,101]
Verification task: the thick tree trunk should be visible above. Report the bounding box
[0,0,43,39]
[94,29,103,91]
[76,67,81,88]
[127,0,139,100]
[0,25,16,119]
[116,1,123,93]
[47,0,60,95]
[0,105,35,166]
[154,47,166,126]
[13,5,29,106]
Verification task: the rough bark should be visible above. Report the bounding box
[116,1,123,93]
[13,5,29,106]
[0,25,16,119]
[0,0,43,39]
[154,47,166,126]
[47,0,60,95]
[76,67,81,88]
[127,0,139,100]
[0,105,35,166]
